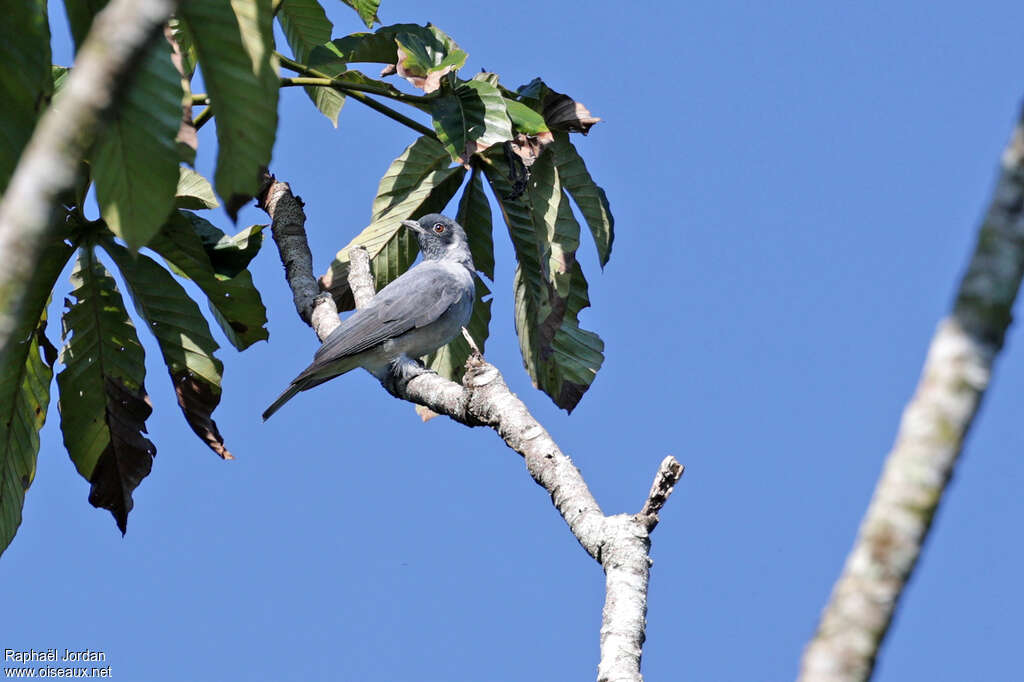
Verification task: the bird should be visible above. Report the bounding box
[262,213,476,421]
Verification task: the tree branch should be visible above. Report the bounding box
[256,174,338,339]
[799,107,1024,681]
[0,0,179,352]
[258,176,683,682]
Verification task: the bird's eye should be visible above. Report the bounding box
[432,223,445,234]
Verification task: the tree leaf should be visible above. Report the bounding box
[422,275,492,383]
[278,0,332,61]
[183,212,265,277]
[148,211,269,350]
[393,24,467,93]
[88,34,183,249]
[341,0,380,29]
[431,80,514,164]
[321,136,466,309]
[56,249,156,534]
[505,99,549,136]
[513,260,603,412]
[482,150,604,411]
[455,168,493,280]
[175,167,219,209]
[51,65,70,92]
[164,24,198,165]
[168,15,197,79]
[278,0,344,125]
[102,240,233,459]
[180,0,279,219]
[549,132,614,267]
[516,77,601,134]
[0,238,73,555]
[0,0,51,192]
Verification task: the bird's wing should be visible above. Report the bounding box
[309,262,467,367]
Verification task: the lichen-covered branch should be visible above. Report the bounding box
[258,182,684,682]
[799,110,1024,682]
[256,175,338,340]
[0,0,178,351]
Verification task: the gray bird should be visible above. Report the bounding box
[262,214,476,420]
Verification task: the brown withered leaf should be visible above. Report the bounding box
[508,131,554,168]
[174,372,233,460]
[543,91,601,135]
[395,45,459,93]
[87,377,157,535]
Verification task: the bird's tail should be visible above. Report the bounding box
[262,384,302,421]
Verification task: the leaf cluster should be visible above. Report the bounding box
[0,0,613,555]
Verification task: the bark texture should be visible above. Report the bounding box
[799,112,1024,681]
[0,0,178,350]
[259,182,684,682]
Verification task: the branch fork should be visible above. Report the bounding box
[258,176,683,682]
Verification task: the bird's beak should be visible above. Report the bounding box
[401,219,423,234]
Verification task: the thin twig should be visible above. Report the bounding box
[639,456,685,530]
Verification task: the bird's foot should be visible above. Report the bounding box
[381,356,435,397]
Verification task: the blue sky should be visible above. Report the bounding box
[3,1,1024,680]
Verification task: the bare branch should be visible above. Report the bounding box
[0,0,179,351]
[799,108,1024,682]
[260,178,682,682]
[347,246,375,309]
[639,456,685,530]
[256,174,339,341]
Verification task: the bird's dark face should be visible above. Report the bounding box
[402,214,473,265]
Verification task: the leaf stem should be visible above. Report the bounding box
[279,77,436,139]
[275,52,432,105]
[193,106,213,131]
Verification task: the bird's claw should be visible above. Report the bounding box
[381,357,435,397]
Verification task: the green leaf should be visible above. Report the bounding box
[0,238,73,555]
[513,260,603,412]
[0,0,51,192]
[321,136,466,309]
[505,99,549,136]
[89,35,183,249]
[52,65,70,92]
[102,240,233,459]
[180,0,279,218]
[278,0,332,61]
[184,213,265,277]
[455,168,493,280]
[148,210,269,350]
[432,80,513,164]
[482,150,604,411]
[393,24,467,93]
[168,15,197,79]
[423,275,492,383]
[175,167,219,209]
[515,77,601,134]
[341,0,380,29]
[549,132,614,267]
[278,0,344,125]
[304,46,355,127]
[166,19,198,166]
[64,0,108,47]
[56,248,156,534]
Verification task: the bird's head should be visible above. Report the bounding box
[402,214,474,268]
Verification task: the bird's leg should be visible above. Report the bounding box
[381,355,435,397]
